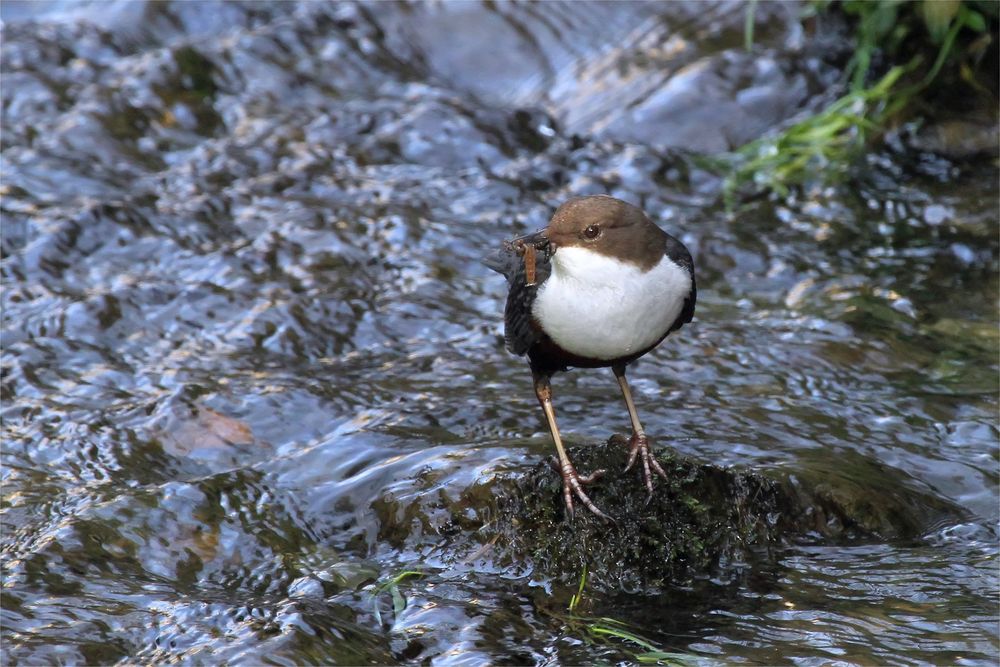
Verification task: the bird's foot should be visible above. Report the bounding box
[548,457,611,522]
[623,432,668,500]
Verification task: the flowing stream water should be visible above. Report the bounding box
[2,2,997,664]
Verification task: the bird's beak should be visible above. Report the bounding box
[511,229,553,256]
[509,229,552,287]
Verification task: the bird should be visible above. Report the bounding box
[484,195,696,520]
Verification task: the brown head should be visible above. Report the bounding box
[543,195,667,271]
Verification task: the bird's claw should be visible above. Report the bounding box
[576,468,606,485]
[550,458,612,522]
[622,432,667,498]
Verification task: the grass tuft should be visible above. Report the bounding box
[726,0,994,205]
[723,63,911,204]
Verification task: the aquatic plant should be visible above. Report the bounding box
[371,569,424,627]
[559,567,704,666]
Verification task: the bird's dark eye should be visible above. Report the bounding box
[582,224,601,240]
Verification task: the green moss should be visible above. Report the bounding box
[480,436,967,590]
[485,437,790,590]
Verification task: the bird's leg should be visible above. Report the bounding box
[533,372,610,521]
[613,364,668,498]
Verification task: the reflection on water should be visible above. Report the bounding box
[2,1,997,664]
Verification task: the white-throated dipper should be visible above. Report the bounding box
[485,195,696,519]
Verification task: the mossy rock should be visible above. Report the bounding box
[478,437,967,590]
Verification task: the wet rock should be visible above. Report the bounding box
[485,438,786,590]
[370,0,832,152]
[475,436,968,590]
[597,54,811,152]
[908,118,1000,159]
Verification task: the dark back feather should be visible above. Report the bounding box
[663,233,696,333]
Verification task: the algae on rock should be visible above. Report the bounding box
[479,436,967,590]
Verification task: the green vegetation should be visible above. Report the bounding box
[371,569,423,626]
[725,64,909,200]
[557,568,704,666]
[725,0,997,203]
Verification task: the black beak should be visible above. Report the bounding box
[510,229,552,256]
[509,230,552,287]
[483,229,553,284]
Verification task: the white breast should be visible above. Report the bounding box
[532,246,691,360]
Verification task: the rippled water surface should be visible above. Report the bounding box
[2,2,997,664]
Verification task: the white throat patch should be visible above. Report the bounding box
[532,246,691,360]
